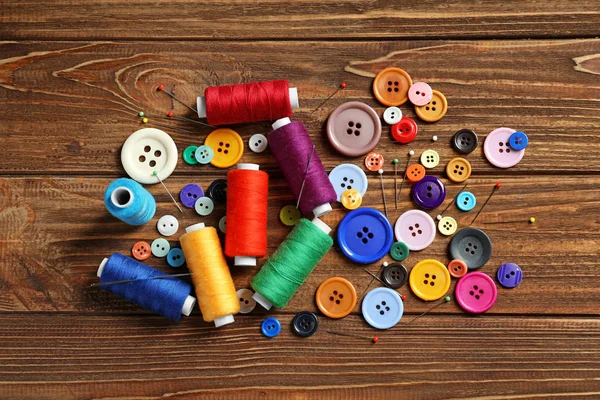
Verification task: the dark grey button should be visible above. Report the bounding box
[452,129,478,154]
[448,227,492,270]
[382,263,408,289]
[207,179,227,203]
[292,311,319,337]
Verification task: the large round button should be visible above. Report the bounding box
[448,227,493,270]
[508,131,529,151]
[452,129,478,154]
[207,179,227,203]
[194,145,214,165]
[237,288,257,314]
[447,259,468,278]
[390,241,409,261]
[131,241,151,261]
[326,102,382,156]
[183,145,199,165]
[420,149,440,169]
[151,238,170,257]
[438,216,458,236]
[157,215,179,237]
[406,164,425,183]
[279,205,301,226]
[383,107,402,125]
[121,128,178,184]
[414,90,448,122]
[316,277,357,319]
[497,262,523,288]
[337,208,394,264]
[391,117,418,144]
[409,259,451,301]
[194,196,214,216]
[329,164,368,202]
[292,311,319,337]
[412,176,446,209]
[455,272,497,313]
[249,134,268,153]
[394,210,436,251]
[341,189,363,210]
[362,287,404,329]
[365,152,384,172]
[408,82,433,106]
[382,263,408,288]
[204,128,244,168]
[166,248,185,268]
[446,157,471,183]
[261,317,281,338]
[179,184,204,208]
[484,127,525,168]
[372,67,412,106]
[456,191,476,212]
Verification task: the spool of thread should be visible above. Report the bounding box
[97,253,196,321]
[180,223,240,327]
[104,178,156,225]
[269,118,336,218]
[197,80,299,125]
[225,163,269,266]
[251,218,333,310]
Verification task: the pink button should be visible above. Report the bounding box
[455,272,498,314]
[326,101,382,157]
[408,82,433,106]
[484,127,525,168]
[394,210,436,251]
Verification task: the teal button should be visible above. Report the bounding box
[151,238,170,257]
[390,241,409,261]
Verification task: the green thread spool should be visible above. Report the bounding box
[251,218,333,309]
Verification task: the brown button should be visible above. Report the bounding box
[446,157,472,183]
[326,101,381,156]
[131,241,151,261]
[406,163,426,183]
[373,67,412,106]
[415,90,448,122]
[448,259,468,278]
[316,277,357,319]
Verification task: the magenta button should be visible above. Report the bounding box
[408,82,433,106]
[394,210,436,251]
[483,127,525,168]
[455,272,498,314]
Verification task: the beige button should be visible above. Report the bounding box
[237,289,257,314]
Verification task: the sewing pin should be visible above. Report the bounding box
[485,217,536,225]
[139,112,214,129]
[153,170,183,213]
[358,262,387,302]
[91,273,193,287]
[326,330,378,343]
[437,183,469,219]
[393,159,399,209]
[362,267,407,301]
[470,183,501,225]
[406,296,451,324]
[378,169,388,217]
[296,144,316,209]
[157,84,199,114]
[309,82,346,115]
[170,85,175,110]
[141,117,195,134]
[396,150,414,202]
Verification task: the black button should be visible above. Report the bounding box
[382,263,408,289]
[448,227,492,270]
[452,129,478,154]
[207,179,227,203]
[292,311,319,337]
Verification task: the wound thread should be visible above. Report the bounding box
[104,178,156,225]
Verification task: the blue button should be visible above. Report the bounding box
[195,145,215,164]
[329,164,368,202]
[337,208,393,264]
[166,248,186,268]
[508,131,528,150]
[261,317,281,338]
[497,262,523,288]
[456,191,477,212]
[361,287,403,329]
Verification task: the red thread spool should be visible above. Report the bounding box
[198,80,298,125]
[225,163,269,266]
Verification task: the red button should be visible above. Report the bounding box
[365,152,384,172]
[132,241,151,261]
[391,117,417,144]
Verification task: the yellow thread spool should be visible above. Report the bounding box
[180,223,240,327]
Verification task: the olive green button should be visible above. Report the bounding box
[279,205,301,226]
[183,145,199,165]
[390,241,410,261]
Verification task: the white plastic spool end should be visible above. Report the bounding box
[312,203,332,218]
[311,218,332,235]
[97,258,109,278]
[252,291,273,310]
[196,96,207,119]
[110,187,134,209]
[214,314,235,328]
[181,296,197,316]
[234,256,257,267]
[237,163,259,171]
[289,87,299,109]
[185,222,206,234]
[272,117,291,131]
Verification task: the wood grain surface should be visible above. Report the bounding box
[1,1,599,399]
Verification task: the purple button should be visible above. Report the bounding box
[411,176,446,209]
[455,272,498,314]
[179,184,204,208]
[394,210,436,251]
[497,262,523,288]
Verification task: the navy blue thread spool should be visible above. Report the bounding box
[104,178,156,225]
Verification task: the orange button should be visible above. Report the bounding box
[132,241,151,261]
[204,128,244,168]
[448,259,468,278]
[316,277,357,319]
[415,90,448,122]
[365,152,384,172]
[446,157,471,183]
[373,67,412,107]
[406,163,425,183]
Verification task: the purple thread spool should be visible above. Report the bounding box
[270,118,336,218]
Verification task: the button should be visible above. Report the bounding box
[390,241,409,261]
[157,215,178,237]
[337,208,394,264]
[151,238,170,257]
[420,149,440,169]
[508,131,528,151]
[455,272,497,313]
[166,248,185,268]
[329,163,368,202]
[207,179,227,203]
[438,216,457,236]
[446,157,471,183]
[179,184,204,208]
[409,259,451,301]
[362,287,404,329]
[326,101,382,156]
[497,262,523,288]
[131,241,151,261]
[382,263,408,288]
[218,216,227,233]
[383,107,402,125]
[261,317,281,338]
[279,205,301,226]
[194,145,214,165]
[452,129,478,154]
[484,127,525,168]
[316,277,358,319]
[194,196,214,216]
[237,288,257,314]
[408,82,433,106]
[183,145,199,165]
[448,259,468,279]
[341,189,363,210]
[394,210,436,251]
[412,176,446,209]
[456,191,476,212]
[121,128,178,184]
[292,311,319,337]
[365,152,384,172]
[414,90,448,122]
[249,133,268,153]
[391,117,418,144]
[406,164,425,183]
[204,128,244,168]
[448,227,493,270]
[372,67,412,106]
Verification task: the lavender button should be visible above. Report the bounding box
[497,262,523,288]
[411,176,446,209]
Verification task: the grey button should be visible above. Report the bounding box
[382,263,408,289]
[452,129,478,154]
[448,227,492,270]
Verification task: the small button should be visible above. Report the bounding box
[484,127,525,168]
[409,259,451,301]
[412,176,446,209]
[382,263,408,288]
[204,128,244,168]
[279,205,301,226]
[237,288,257,314]
[329,164,368,202]
[316,277,358,319]
[179,184,204,208]
[337,208,394,264]
[151,238,170,257]
[452,129,478,154]
[455,272,498,313]
[157,215,179,237]
[194,145,214,165]
[207,179,227,203]
[341,189,363,210]
[326,101,382,156]
[261,317,281,338]
[408,82,433,106]
[406,164,425,183]
[448,227,493,270]
[183,145,199,165]
[362,287,404,329]
[420,149,440,169]
[456,191,476,212]
[390,241,409,261]
[365,152,384,172]
[447,259,468,278]
[249,133,268,153]
[508,131,528,151]
[383,107,402,125]
[194,196,215,216]
[372,67,412,106]
[292,311,319,337]
[121,128,178,184]
[497,262,523,288]
[166,248,185,268]
[131,241,151,261]
[394,210,436,251]
[438,216,457,236]
[391,117,417,144]
[218,216,227,233]
[446,157,471,183]
[414,90,448,122]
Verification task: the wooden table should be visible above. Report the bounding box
[1,1,599,398]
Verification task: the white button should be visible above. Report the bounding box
[194,196,214,216]
[383,107,402,125]
[237,288,257,314]
[249,134,268,153]
[420,149,440,169]
[121,128,178,184]
[219,216,227,233]
[157,215,179,237]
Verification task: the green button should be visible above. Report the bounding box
[390,241,409,261]
[151,238,170,257]
[183,146,199,165]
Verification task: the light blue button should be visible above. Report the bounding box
[151,238,170,257]
[329,164,368,202]
[456,191,476,212]
[261,317,281,338]
[166,248,185,268]
[195,145,214,164]
[361,287,403,329]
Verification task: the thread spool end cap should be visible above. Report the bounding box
[97,258,109,278]
[312,203,332,218]
[272,117,291,130]
[110,186,134,209]
[185,222,206,233]
[237,163,259,171]
[181,295,196,316]
[311,217,332,235]
[234,256,257,267]
[289,87,299,109]
[196,96,207,119]
[252,292,273,310]
[214,314,235,328]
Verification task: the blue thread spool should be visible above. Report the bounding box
[104,178,156,225]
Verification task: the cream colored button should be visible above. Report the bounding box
[237,289,257,314]
[420,149,440,169]
[438,216,458,236]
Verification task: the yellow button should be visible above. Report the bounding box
[438,216,457,236]
[420,149,440,169]
[372,67,412,107]
[341,189,362,210]
[409,259,451,301]
[279,205,301,226]
[446,157,471,183]
[204,128,244,168]
[415,90,448,122]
